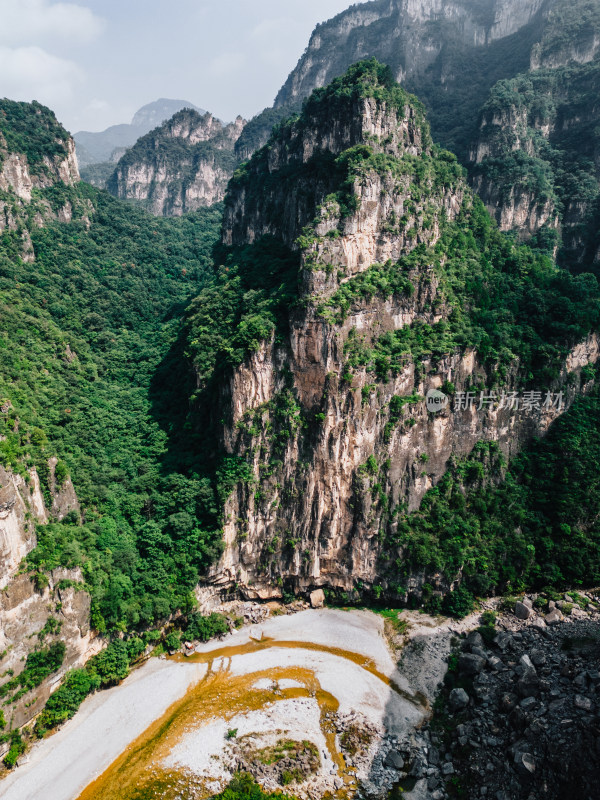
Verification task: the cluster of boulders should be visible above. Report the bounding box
[358,728,446,799]
[218,599,310,627]
[402,592,600,800]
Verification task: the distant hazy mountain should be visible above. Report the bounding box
[74,99,205,166]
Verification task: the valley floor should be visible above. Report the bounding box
[0,608,465,800]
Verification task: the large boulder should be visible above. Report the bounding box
[545,609,563,626]
[448,688,470,712]
[514,751,536,776]
[515,600,532,620]
[459,653,486,675]
[384,751,405,770]
[309,589,325,608]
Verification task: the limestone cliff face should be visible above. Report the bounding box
[200,69,600,602]
[223,95,446,249]
[236,0,599,265]
[276,0,547,111]
[530,0,600,70]
[0,461,93,734]
[224,0,562,168]
[467,55,600,266]
[0,466,46,591]
[0,110,82,261]
[0,459,79,590]
[213,335,596,601]
[0,134,79,203]
[0,569,100,734]
[470,169,559,240]
[107,109,246,216]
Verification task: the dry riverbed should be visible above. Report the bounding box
[0,606,474,800]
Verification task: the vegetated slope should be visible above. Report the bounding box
[391,383,600,615]
[106,109,246,216]
[183,60,600,608]
[468,10,600,270]
[0,100,225,634]
[0,98,80,260]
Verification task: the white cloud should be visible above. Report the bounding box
[0,0,105,46]
[0,45,82,106]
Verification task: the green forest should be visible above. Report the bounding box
[0,179,224,633]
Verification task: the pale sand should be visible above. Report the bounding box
[164,697,334,779]
[0,659,207,800]
[0,608,437,800]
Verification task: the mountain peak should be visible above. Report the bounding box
[222,59,440,250]
[130,98,204,129]
[74,98,206,166]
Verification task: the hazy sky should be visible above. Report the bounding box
[0,0,355,134]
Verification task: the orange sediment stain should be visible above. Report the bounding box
[76,637,426,800]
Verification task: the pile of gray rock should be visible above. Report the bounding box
[411,592,600,800]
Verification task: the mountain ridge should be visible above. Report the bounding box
[106,108,246,215]
[74,98,205,167]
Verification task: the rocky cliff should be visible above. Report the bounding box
[233,0,600,269]
[187,62,600,602]
[275,0,547,112]
[0,465,46,591]
[468,44,600,268]
[0,100,83,260]
[107,109,246,216]
[238,0,554,163]
[0,568,100,737]
[74,98,205,167]
[0,458,90,735]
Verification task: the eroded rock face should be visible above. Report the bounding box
[0,460,81,590]
[203,82,600,601]
[275,0,547,111]
[0,135,79,202]
[47,456,80,522]
[0,568,101,732]
[107,109,246,216]
[467,37,600,266]
[0,466,46,590]
[470,173,559,240]
[0,461,97,733]
[213,331,598,600]
[0,126,81,259]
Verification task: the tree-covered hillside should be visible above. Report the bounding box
[0,99,70,174]
[1,176,223,632]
